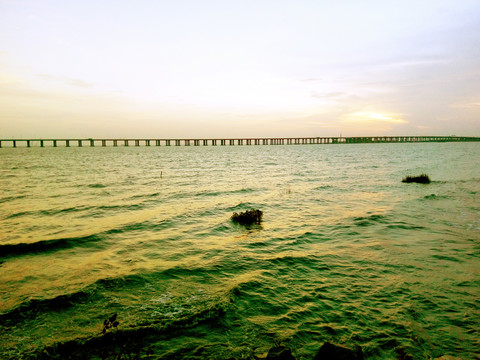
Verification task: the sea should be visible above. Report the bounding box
[0,142,479,359]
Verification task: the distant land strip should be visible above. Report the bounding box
[1,136,480,148]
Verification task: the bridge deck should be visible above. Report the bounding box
[1,136,479,147]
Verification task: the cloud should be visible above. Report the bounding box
[450,101,480,109]
[341,112,407,125]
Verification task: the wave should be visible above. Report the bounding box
[422,194,452,200]
[86,183,107,188]
[5,205,94,219]
[25,294,230,359]
[0,195,26,204]
[353,214,389,227]
[195,187,257,198]
[0,234,103,259]
[105,218,173,235]
[386,222,426,230]
[226,202,263,212]
[96,203,142,211]
[0,289,93,322]
[129,192,161,199]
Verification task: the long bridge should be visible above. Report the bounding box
[1,136,479,148]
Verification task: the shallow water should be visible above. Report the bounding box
[0,143,479,359]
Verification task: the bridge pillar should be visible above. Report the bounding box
[156,140,161,146]
[166,140,171,146]
[78,140,82,147]
[146,140,150,146]
[124,140,129,146]
[113,140,117,146]
[0,140,2,148]
[66,140,70,147]
[13,140,16,148]
[175,140,181,146]
[203,139,208,146]
[27,140,31,147]
[185,140,190,146]
[135,140,140,146]
[230,139,234,145]
[90,139,94,147]
[53,140,57,147]
[102,140,106,147]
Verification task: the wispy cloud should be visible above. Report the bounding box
[37,74,95,88]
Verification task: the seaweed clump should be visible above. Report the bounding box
[231,209,263,225]
[402,174,431,184]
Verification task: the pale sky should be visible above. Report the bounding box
[1,0,479,138]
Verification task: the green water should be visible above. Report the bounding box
[0,143,479,359]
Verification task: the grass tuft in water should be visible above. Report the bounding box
[231,209,263,225]
[402,174,431,184]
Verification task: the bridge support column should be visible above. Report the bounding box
[124,140,129,146]
[113,140,117,146]
[78,140,82,147]
[203,140,208,146]
[66,140,70,147]
[146,140,150,146]
[102,140,106,147]
[135,140,140,146]
[166,140,171,146]
[27,140,31,147]
[13,140,16,148]
[90,139,94,147]
[53,140,57,147]
[175,140,181,146]
[156,140,161,146]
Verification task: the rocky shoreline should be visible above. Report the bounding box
[263,343,462,360]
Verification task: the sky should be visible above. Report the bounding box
[1,0,479,138]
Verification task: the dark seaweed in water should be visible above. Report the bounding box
[402,174,431,184]
[231,209,263,225]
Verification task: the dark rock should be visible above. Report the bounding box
[396,347,414,360]
[266,345,296,360]
[314,342,363,360]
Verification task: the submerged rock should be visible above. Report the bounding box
[314,342,363,360]
[266,345,296,360]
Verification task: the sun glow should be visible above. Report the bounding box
[342,112,407,124]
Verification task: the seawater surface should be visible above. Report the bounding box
[0,143,479,359]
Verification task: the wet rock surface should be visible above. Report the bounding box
[314,342,364,360]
